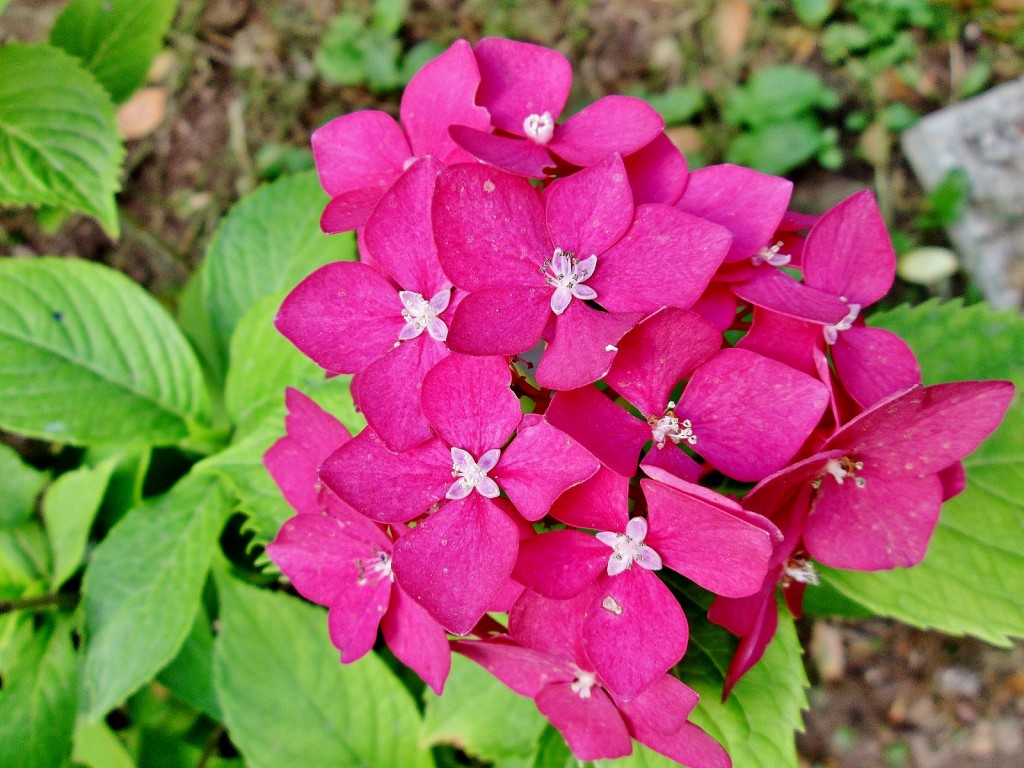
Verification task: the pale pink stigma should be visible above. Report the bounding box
[523,111,555,144]
[541,247,598,315]
[648,400,697,449]
[446,447,501,499]
[596,517,663,576]
[398,289,451,342]
[751,241,791,267]
[356,550,394,585]
[823,302,861,345]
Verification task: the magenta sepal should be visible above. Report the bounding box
[392,494,520,635]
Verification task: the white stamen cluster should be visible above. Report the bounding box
[356,550,394,585]
[783,559,820,586]
[648,401,697,449]
[398,289,451,342]
[823,302,861,345]
[541,247,598,315]
[523,111,555,144]
[596,517,663,577]
[751,241,792,267]
[446,447,501,499]
[569,664,598,698]
[812,457,866,489]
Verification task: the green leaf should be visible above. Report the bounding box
[50,0,177,103]
[0,615,79,768]
[806,301,1024,644]
[0,258,212,446]
[81,473,231,719]
[0,522,51,599]
[726,118,825,176]
[182,172,357,385]
[42,459,117,588]
[643,85,705,126]
[316,14,370,85]
[422,653,548,763]
[680,608,808,768]
[792,0,835,26]
[157,606,222,719]
[0,442,48,528]
[724,66,837,128]
[532,724,581,768]
[73,721,136,768]
[372,0,408,36]
[213,573,432,768]
[0,44,124,235]
[224,293,323,436]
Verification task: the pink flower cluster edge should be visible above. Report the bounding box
[262,37,1015,765]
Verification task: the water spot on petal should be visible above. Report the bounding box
[483,179,495,193]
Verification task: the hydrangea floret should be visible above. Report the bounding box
[263,36,1014,765]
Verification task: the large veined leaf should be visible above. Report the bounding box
[0,258,211,446]
[50,0,177,103]
[213,574,432,768]
[181,172,357,384]
[0,615,79,768]
[421,654,548,764]
[0,44,123,235]
[805,300,1024,645]
[80,473,231,719]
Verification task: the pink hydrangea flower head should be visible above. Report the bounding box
[312,39,490,232]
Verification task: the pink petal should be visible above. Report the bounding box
[392,495,520,635]
[312,111,408,196]
[735,305,821,378]
[675,164,793,263]
[591,205,732,313]
[732,267,851,324]
[678,348,830,481]
[512,530,609,599]
[549,465,632,532]
[327,576,392,663]
[550,95,664,167]
[446,285,552,356]
[264,388,351,516]
[381,585,452,695]
[690,282,739,332]
[420,354,522,457]
[356,334,447,453]
[495,415,600,521]
[613,673,698,735]
[806,469,943,569]
[266,513,389,606]
[545,386,651,478]
[832,326,921,409]
[583,571,688,701]
[634,721,731,768]
[320,430,453,523]
[940,461,966,501]
[536,683,633,761]
[400,39,490,160]
[320,186,390,234]
[544,153,634,257]
[275,262,403,373]
[509,588,589,662]
[624,133,688,206]
[640,445,706,485]
[642,479,774,597]
[449,126,555,178]
[605,308,721,417]
[802,191,895,306]
[453,638,573,697]
[826,381,1015,474]
[474,37,572,134]
[433,164,550,290]
[362,156,449,297]
[536,302,643,390]
[709,583,781,698]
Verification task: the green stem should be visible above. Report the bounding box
[0,592,78,615]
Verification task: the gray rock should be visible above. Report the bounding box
[901,77,1024,310]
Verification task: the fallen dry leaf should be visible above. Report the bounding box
[117,87,168,140]
[715,0,752,60]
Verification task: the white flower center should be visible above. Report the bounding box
[648,401,697,449]
[823,302,861,345]
[399,289,451,342]
[812,456,866,489]
[523,111,555,144]
[541,247,598,315]
[446,447,501,500]
[595,517,663,577]
[751,241,791,267]
[783,558,820,586]
[356,550,394,585]
[570,664,598,699]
